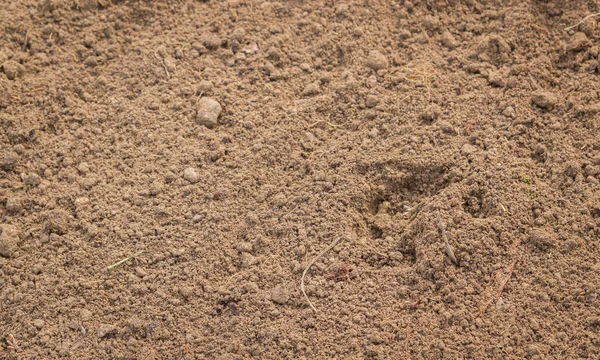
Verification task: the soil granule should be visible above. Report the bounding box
[1,0,600,358]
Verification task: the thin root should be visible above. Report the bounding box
[301,237,343,312]
[564,12,600,31]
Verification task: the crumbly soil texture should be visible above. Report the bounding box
[1,0,600,358]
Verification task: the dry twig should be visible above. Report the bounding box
[153,52,171,79]
[301,237,343,312]
[22,31,30,52]
[437,213,457,265]
[564,12,600,31]
[479,238,521,314]
[308,120,339,129]
[479,259,516,314]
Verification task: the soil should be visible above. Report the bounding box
[1,0,600,359]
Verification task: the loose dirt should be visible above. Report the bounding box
[1,0,600,358]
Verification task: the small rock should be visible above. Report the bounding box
[197,80,213,95]
[369,334,385,345]
[270,285,290,305]
[200,33,221,50]
[84,56,98,67]
[437,121,455,134]
[240,253,257,267]
[365,50,389,71]
[423,15,440,31]
[179,286,194,298]
[302,82,320,96]
[135,267,148,278]
[81,33,96,47]
[149,181,163,196]
[183,168,200,183]
[299,63,311,72]
[461,143,477,156]
[44,209,70,235]
[531,91,557,110]
[421,103,442,122]
[0,224,20,258]
[567,32,591,52]
[33,319,45,329]
[529,229,556,250]
[230,27,246,42]
[77,162,90,174]
[587,316,600,327]
[170,248,186,257]
[0,84,11,108]
[1,60,25,80]
[237,242,253,253]
[336,3,349,17]
[196,97,222,128]
[97,323,117,338]
[487,71,505,87]
[526,344,540,356]
[1,153,17,171]
[502,106,516,119]
[80,309,93,321]
[369,127,379,138]
[365,94,379,108]
[23,172,41,186]
[294,244,306,256]
[441,30,456,49]
[587,175,599,185]
[5,197,23,214]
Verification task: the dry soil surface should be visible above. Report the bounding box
[1,0,600,359]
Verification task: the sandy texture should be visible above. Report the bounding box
[1,0,600,358]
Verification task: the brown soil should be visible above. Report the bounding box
[1,0,600,358]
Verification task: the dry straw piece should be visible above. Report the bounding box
[301,237,343,312]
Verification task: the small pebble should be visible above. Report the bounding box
[531,91,557,110]
[5,197,23,214]
[302,82,320,96]
[196,97,222,128]
[183,168,200,183]
[365,50,389,70]
[528,229,556,250]
[1,60,25,80]
[77,162,90,174]
[270,285,290,305]
[200,33,221,49]
[97,323,117,338]
[567,32,591,52]
[197,80,213,95]
[237,242,253,253]
[487,71,505,87]
[502,106,516,119]
[441,30,456,49]
[437,121,455,134]
[421,104,442,122]
[365,94,379,108]
[33,319,45,329]
[0,224,19,258]
[80,309,93,321]
[461,143,477,155]
[24,172,41,186]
